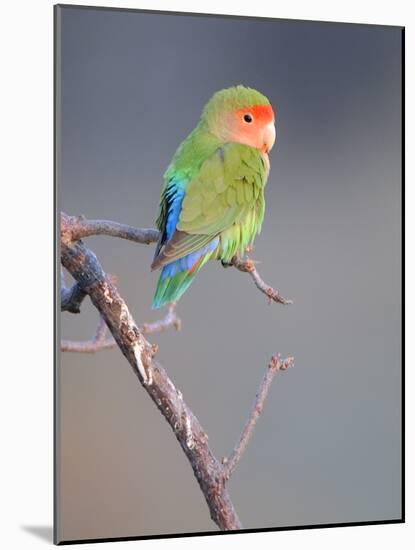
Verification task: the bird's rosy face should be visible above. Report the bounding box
[228,104,276,153]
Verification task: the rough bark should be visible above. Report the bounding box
[60,212,293,530]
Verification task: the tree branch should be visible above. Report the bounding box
[61,212,159,245]
[223,355,294,479]
[61,305,181,353]
[60,211,293,530]
[61,215,242,529]
[61,269,88,313]
[61,212,290,306]
[231,257,293,305]
[61,315,113,353]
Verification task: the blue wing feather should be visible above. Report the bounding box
[165,184,185,240]
[152,177,219,308]
[154,178,185,259]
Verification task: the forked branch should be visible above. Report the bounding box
[231,257,293,305]
[223,355,294,479]
[61,305,181,353]
[60,212,291,308]
[60,212,293,530]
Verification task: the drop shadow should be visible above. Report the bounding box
[21,525,54,543]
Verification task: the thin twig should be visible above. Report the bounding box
[140,303,182,334]
[94,316,108,343]
[61,336,116,353]
[61,314,113,353]
[61,305,181,353]
[231,257,293,305]
[223,355,294,479]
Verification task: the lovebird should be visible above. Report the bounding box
[151,85,276,309]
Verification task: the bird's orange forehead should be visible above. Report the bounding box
[236,104,275,123]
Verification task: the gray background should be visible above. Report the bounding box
[57,6,402,542]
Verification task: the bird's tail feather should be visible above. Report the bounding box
[152,252,213,309]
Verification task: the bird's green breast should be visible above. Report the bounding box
[215,145,269,263]
[162,126,269,265]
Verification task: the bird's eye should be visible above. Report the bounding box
[243,113,253,123]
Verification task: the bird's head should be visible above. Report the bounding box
[201,85,276,153]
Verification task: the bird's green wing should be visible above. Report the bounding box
[152,142,267,270]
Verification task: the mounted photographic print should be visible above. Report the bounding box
[55,4,404,545]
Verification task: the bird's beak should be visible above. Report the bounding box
[263,122,276,153]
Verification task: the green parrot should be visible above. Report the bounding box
[151,85,276,309]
